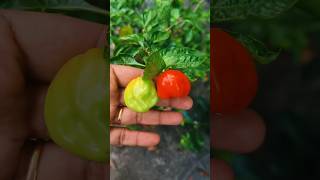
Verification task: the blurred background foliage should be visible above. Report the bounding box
[213,0,320,179]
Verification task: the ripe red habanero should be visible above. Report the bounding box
[211,28,258,114]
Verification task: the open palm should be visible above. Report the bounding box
[109,64,193,147]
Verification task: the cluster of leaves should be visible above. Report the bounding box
[228,5,320,63]
[211,0,301,64]
[110,0,210,81]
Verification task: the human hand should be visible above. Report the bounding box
[211,109,266,180]
[0,10,106,180]
[109,65,193,148]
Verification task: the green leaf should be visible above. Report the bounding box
[119,34,145,47]
[144,30,170,44]
[185,30,193,43]
[159,47,208,81]
[229,31,280,64]
[212,0,299,22]
[171,8,180,21]
[156,0,171,6]
[142,10,158,32]
[160,47,206,67]
[180,131,205,152]
[142,3,171,34]
[113,45,140,58]
[143,52,166,80]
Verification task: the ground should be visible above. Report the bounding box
[111,126,210,180]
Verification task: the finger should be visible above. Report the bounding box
[212,109,266,153]
[111,65,143,87]
[118,108,183,125]
[157,96,193,110]
[13,141,35,180]
[15,142,108,180]
[212,159,234,180]
[28,85,50,139]
[110,128,160,147]
[120,91,193,110]
[0,10,105,82]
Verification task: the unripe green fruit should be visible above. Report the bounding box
[45,48,108,162]
[124,77,158,112]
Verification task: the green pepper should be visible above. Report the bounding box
[45,48,108,162]
[124,77,158,112]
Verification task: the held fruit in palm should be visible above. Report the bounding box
[211,28,258,114]
[45,48,108,162]
[124,76,158,112]
[156,69,191,99]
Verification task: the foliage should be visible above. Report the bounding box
[110,0,210,81]
[212,0,320,63]
[211,0,302,64]
[212,0,299,22]
[228,6,320,63]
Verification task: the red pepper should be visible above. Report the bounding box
[156,69,191,99]
[211,28,258,114]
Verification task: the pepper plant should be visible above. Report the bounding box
[110,0,209,80]
[111,0,210,151]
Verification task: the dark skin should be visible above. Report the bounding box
[212,109,265,180]
[0,10,107,180]
[0,10,265,180]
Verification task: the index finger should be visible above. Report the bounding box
[157,96,193,110]
[212,109,265,153]
[111,64,143,87]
